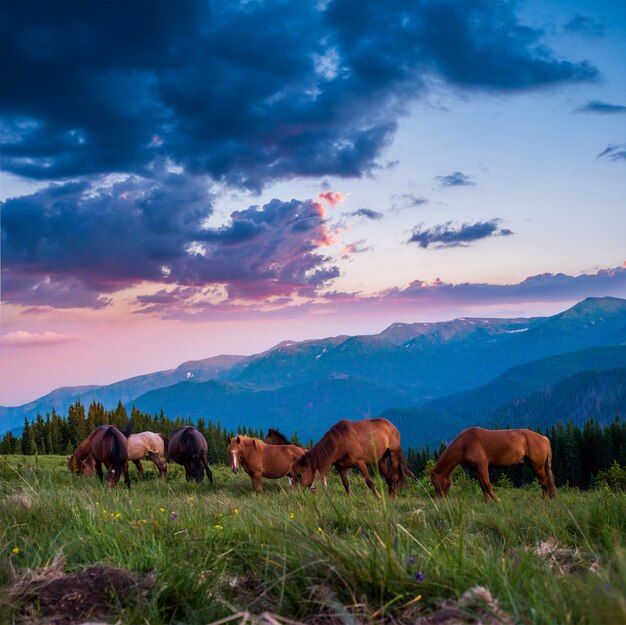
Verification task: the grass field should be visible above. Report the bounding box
[1,454,625,625]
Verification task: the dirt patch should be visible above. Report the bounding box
[4,556,154,624]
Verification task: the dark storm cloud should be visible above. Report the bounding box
[408,219,513,248]
[2,0,598,188]
[350,208,383,221]
[577,100,626,114]
[1,175,339,307]
[434,172,475,187]
[597,144,626,162]
[564,15,608,38]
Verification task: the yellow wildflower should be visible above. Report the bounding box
[159,507,165,512]
[317,527,323,533]
[233,508,239,515]
[289,513,295,519]
[214,524,223,530]
[12,547,20,554]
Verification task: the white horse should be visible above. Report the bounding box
[127,431,168,478]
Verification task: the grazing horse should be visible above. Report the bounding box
[430,427,558,501]
[228,435,306,493]
[289,418,408,498]
[168,426,213,484]
[67,436,96,477]
[68,426,130,488]
[127,432,168,478]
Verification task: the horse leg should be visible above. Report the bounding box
[378,458,394,495]
[355,461,382,499]
[251,472,263,493]
[95,460,104,482]
[184,464,192,481]
[133,459,144,478]
[202,457,213,484]
[475,462,498,502]
[123,460,131,489]
[529,460,549,498]
[152,453,167,478]
[338,468,350,495]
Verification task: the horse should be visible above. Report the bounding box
[265,428,291,445]
[228,435,307,493]
[127,431,168,478]
[67,436,96,477]
[68,425,130,488]
[168,426,213,484]
[430,427,558,501]
[289,418,408,498]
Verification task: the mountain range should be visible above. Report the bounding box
[2,296,625,447]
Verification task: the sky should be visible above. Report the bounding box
[1,0,625,406]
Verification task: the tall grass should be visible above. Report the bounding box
[1,454,625,624]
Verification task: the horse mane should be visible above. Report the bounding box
[267,428,290,444]
[306,420,350,472]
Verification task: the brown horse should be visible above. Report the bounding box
[228,435,306,493]
[430,427,558,501]
[289,418,407,498]
[127,431,168,478]
[168,426,213,483]
[68,425,130,488]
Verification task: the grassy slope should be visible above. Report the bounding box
[1,455,625,625]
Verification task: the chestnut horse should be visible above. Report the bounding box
[228,435,306,493]
[68,425,130,488]
[289,418,407,498]
[430,427,557,501]
[168,426,213,484]
[127,432,168,478]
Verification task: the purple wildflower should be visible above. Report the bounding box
[171,512,177,521]
[415,571,425,583]
[407,556,416,565]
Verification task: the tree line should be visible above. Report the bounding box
[0,401,624,489]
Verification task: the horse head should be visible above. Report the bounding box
[288,453,315,488]
[430,468,450,497]
[228,436,246,474]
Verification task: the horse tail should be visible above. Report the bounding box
[158,432,170,460]
[121,422,133,438]
[109,427,128,473]
[545,445,558,498]
[397,449,410,488]
[182,427,200,458]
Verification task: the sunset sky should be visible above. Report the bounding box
[1,0,625,406]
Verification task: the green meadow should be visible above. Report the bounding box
[1,455,625,625]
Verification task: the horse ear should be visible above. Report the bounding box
[236,436,241,444]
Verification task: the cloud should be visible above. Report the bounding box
[434,171,474,187]
[350,208,383,220]
[1,1,597,189]
[0,331,78,348]
[384,267,626,308]
[1,174,341,307]
[342,240,372,258]
[408,220,513,248]
[597,144,626,162]
[564,15,608,38]
[392,194,428,210]
[576,100,626,114]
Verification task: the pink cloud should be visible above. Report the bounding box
[0,331,79,348]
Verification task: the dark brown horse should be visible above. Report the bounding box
[168,426,213,483]
[68,425,130,488]
[430,427,557,501]
[265,428,291,445]
[289,418,407,498]
[228,435,306,493]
